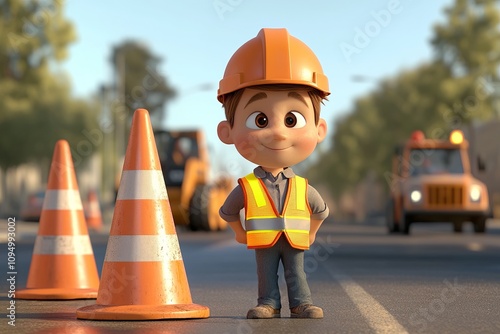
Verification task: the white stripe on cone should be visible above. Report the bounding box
[117,170,169,200]
[104,235,182,262]
[85,200,101,218]
[89,201,100,212]
[33,235,93,255]
[43,190,83,210]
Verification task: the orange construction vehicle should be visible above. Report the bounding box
[386,130,491,235]
[154,129,232,231]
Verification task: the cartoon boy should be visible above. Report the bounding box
[217,28,330,319]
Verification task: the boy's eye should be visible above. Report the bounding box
[285,111,306,128]
[246,112,268,129]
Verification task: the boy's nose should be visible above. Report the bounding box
[273,132,287,141]
[270,126,287,141]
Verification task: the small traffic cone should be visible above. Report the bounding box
[77,109,209,320]
[84,190,103,232]
[16,140,99,300]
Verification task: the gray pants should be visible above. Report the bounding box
[255,234,312,309]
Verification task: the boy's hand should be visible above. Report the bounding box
[309,232,316,246]
[228,221,247,244]
[235,232,247,244]
[309,219,324,246]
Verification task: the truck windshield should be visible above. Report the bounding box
[409,149,464,176]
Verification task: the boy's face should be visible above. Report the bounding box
[218,88,327,171]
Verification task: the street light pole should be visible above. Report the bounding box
[99,85,112,204]
[117,50,126,164]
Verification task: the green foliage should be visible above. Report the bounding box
[432,0,500,124]
[0,0,98,169]
[111,41,177,120]
[307,0,500,199]
[309,62,452,197]
[432,0,500,77]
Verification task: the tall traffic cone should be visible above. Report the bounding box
[16,140,99,300]
[84,190,103,232]
[77,109,209,320]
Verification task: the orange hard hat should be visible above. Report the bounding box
[217,28,330,103]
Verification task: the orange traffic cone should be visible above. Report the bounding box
[84,190,103,231]
[16,140,99,300]
[77,109,209,320]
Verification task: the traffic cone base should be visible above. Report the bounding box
[15,288,97,300]
[77,303,210,321]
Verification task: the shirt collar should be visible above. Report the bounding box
[254,166,295,179]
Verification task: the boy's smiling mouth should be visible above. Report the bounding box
[262,144,292,151]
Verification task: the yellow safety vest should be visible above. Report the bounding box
[239,173,311,250]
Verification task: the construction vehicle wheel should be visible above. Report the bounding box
[189,185,221,232]
[453,221,463,233]
[385,199,399,233]
[187,217,200,231]
[473,217,486,233]
[189,185,209,231]
[401,211,411,235]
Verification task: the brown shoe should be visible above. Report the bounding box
[247,304,281,319]
[290,304,323,318]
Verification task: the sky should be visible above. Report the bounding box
[62,0,452,176]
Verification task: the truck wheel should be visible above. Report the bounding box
[453,221,463,233]
[386,200,399,233]
[189,185,221,232]
[189,185,210,231]
[473,217,486,233]
[402,212,411,235]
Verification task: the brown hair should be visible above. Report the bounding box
[221,84,327,127]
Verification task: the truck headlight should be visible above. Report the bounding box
[470,185,482,202]
[410,190,422,203]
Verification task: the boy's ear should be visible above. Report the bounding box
[317,118,327,143]
[217,121,234,144]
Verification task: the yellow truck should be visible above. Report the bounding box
[154,130,233,231]
[386,130,491,235]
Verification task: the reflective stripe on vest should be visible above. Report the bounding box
[239,173,311,250]
[245,217,310,231]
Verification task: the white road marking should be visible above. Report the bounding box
[466,242,484,252]
[323,265,409,334]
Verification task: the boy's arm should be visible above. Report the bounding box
[219,185,247,244]
[307,184,329,245]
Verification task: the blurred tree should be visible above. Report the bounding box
[308,62,451,198]
[432,0,500,123]
[0,0,98,170]
[433,0,500,77]
[307,0,500,205]
[111,40,177,121]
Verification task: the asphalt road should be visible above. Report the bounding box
[1,218,499,333]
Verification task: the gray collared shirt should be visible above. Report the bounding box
[219,166,329,223]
